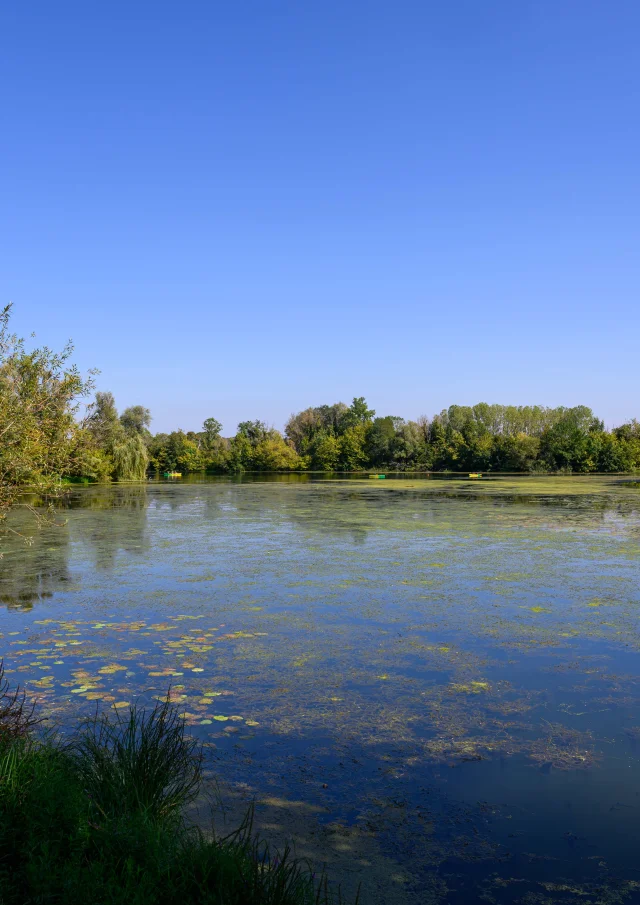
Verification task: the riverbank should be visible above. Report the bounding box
[0,676,349,905]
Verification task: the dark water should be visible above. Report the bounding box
[2,476,640,903]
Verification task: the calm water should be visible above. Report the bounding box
[2,476,640,904]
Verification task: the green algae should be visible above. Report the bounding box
[1,476,640,901]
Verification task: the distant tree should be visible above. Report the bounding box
[174,433,205,472]
[338,425,369,471]
[285,408,325,455]
[148,433,170,473]
[490,433,541,472]
[394,420,428,468]
[228,433,253,473]
[111,433,148,481]
[340,397,375,432]
[202,417,222,445]
[310,434,341,471]
[237,420,270,443]
[613,419,640,442]
[140,399,640,477]
[251,435,305,471]
[203,436,231,472]
[539,407,602,472]
[148,430,204,474]
[366,417,398,466]
[610,420,640,470]
[86,392,120,449]
[319,403,350,435]
[87,393,150,480]
[120,405,151,436]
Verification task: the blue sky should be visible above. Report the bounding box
[2,2,638,433]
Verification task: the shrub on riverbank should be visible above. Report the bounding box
[0,679,348,905]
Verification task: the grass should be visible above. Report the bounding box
[0,666,354,905]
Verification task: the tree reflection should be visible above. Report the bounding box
[0,485,151,607]
[68,485,150,570]
[0,521,71,610]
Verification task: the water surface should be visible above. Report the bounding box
[2,476,640,903]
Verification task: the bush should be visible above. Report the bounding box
[0,684,352,905]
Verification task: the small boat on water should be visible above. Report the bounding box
[163,472,182,478]
[369,474,386,479]
[468,473,482,478]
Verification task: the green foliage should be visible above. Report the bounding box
[338,425,368,471]
[99,397,640,476]
[227,433,253,473]
[148,431,206,474]
[490,433,541,472]
[251,437,306,471]
[340,397,375,432]
[280,398,640,473]
[175,435,205,473]
[227,425,304,473]
[202,417,222,444]
[87,393,151,480]
[86,392,121,448]
[4,300,637,488]
[0,304,98,520]
[112,433,149,482]
[310,434,341,471]
[285,403,351,455]
[539,407,604,472]
[285,398,375,471]
[366,417,397,466]
[0,684,348,905]
[120,405,152,437]
[237,420,271,442]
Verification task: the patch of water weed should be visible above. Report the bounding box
[2,477,640,899]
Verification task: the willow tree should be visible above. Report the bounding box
[111,433,148,481]
[0,304,96,526]
[86,392,150,481]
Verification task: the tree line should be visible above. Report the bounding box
[1,304,639,518]
[85,394,640,479]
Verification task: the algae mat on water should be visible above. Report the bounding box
[1,476,640,904]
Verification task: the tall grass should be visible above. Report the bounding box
[0,659,41,742]
[73,697,203,821]
[0,681,354,905]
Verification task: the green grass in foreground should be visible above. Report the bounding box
[0,666,351,905]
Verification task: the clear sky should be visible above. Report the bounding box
[2,2,638,434]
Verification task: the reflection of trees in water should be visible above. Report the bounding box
[0,521,71,611]
[57,484,148,513]
[95,478,640,549]
[196,481,640,545]
[0,486,151,609]
[67,485,150,571]
[3,480,637,610]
